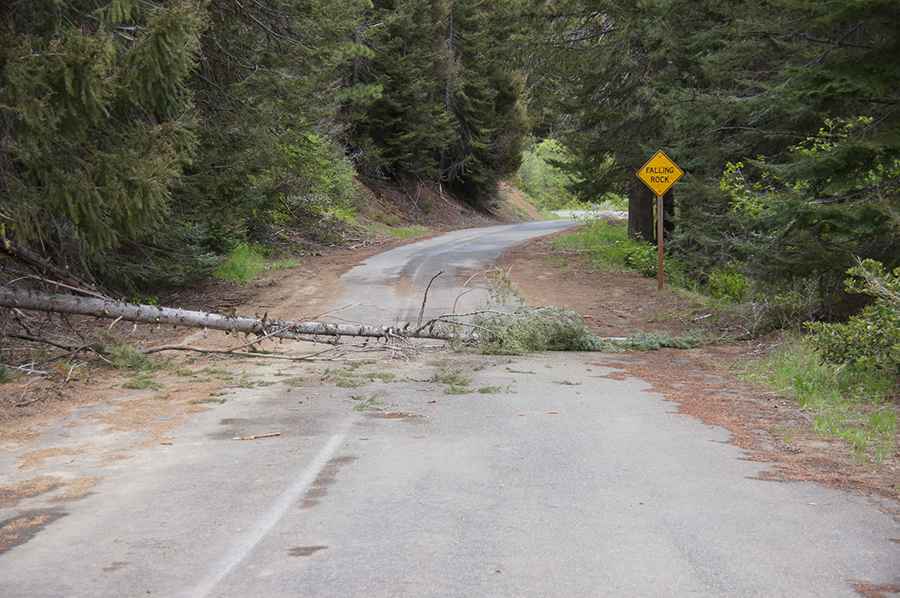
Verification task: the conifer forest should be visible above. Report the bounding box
[0,2,897,372]
[1,3,900,592]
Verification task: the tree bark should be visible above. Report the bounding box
[0,289,456,341]
[627,179,654,242]
[628,183,675,245]
[663,189,676,241]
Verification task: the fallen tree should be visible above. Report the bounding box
[0,288,457,342]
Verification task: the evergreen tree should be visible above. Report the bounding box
[1,0,204,265]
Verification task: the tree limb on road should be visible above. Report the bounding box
[0,288,460,342]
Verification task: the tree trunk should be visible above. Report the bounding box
[628,183,675,245]
[0,289,456,341]
[628,179,654,242]
[663,189,676,241]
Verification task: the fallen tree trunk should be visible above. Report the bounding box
[0,288,456,342]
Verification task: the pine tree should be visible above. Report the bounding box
[1,0,204,262]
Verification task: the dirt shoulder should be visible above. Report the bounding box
[498,232,703,337]
[500,233,900,506]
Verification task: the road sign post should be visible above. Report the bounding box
[635,150,684,291]
[656,194,665,290]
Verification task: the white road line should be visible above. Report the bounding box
[187,426,351,598]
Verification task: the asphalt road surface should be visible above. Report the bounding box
[1,221,898,597]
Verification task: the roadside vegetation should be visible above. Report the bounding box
[552,221,898,460]
[367,224,431,241]
[1,1,529,292]
[0,1,896,463]
[213,244,299,285]
[515,138,626,212]
[742,337,896,461]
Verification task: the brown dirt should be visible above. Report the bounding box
[0,476,64,508]
[0,509,66,554]
[498,233,704,337]
[494,182,544,222]
[17,447,85,471]
[502,232,900,506]
[50,476,99,503]
[852,582,900,598]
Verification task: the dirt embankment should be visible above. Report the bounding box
[500,232,900,505]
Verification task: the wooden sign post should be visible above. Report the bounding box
[636,150,684,290]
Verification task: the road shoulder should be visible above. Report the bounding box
[500,233,900,506]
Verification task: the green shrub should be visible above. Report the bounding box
[623,245,657,277]
[708,266,750,302]
[515,138,584,209]
[806,260,900,375]
[213,243,267,284]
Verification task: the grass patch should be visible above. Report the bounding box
[268,258,300,271]
[369,223,430,240]
[214,243,299,284]
[363,372,397,383]
[351,393,383,412]
[431,368,473,387]
[552,220,688,285]
[741,336,896,461]
[552,220,636,269]
[123,373,163,391]
[477,385,505,394]
[445,385,474,395]
[323,367,367,388]
[214,243,267,284]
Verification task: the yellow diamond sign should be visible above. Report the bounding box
[636,150,684,197]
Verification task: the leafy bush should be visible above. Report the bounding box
[708,266,750,303]
[213,243,267,285]
[806,260,900,375]
[623,245,657,277]
[515,138,584,209]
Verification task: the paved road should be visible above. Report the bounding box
[1,222,898,597]
[333,219,579,324]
